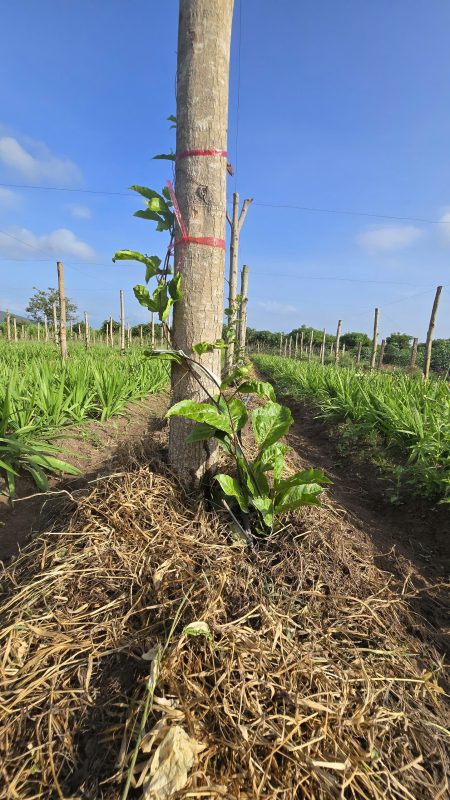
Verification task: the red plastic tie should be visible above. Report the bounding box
[166,180,226,252]
[176,148,227,160]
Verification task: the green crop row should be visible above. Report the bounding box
[0,343,169,494]
[253,354,450,503]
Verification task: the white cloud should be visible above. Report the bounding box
[357,225,424,252]
[0,186,21,209]
[69,204,91,219]
[0,135,82,185]
[438,208,450,241]
[257,300,298,314]
[0,227,96,261]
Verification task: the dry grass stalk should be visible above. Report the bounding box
[0,458,448,799]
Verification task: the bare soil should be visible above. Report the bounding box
[0,394,168,562]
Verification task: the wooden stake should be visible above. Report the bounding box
[57,260,68,360]
[225,192,253,371]
[120,289,125,353]
[279,333,283,355]
[410,337,418,369]
[37,321,40,341]
[300,330,304,357]
[6,310,10,342]
[109,316,113,347]
[84,311,89,350]
[288,337,292,358]
[378,338,385,369]
[13,317,17,342]
[356,340,362,364]
[44,314,49,342]
[52,302,58,344]
[140,325,143,346]
[321,328,326,365]
[370,308,379,369]
[294,332,298,359]
[423,286,443,380]
[308,329,314,361]
[335,320,342,364]
[238,264,249,353]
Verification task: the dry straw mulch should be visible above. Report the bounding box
[0,460,449,799]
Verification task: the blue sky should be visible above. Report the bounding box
[0,0,448,339]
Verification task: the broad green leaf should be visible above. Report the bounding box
[193,341,214,355]
[186,422,217,442]
[133,284,152,309]
[134,208,165,223]
[255,443,289,482]
[274,482,323,513]
[250,493,274,529]
[168,272,182,301]
[130,185,166,203]
[252,402,292,450]
[227,398,248,432]
[275,469,332,493]
[214,473,249,512]
[112,250,161,282]
[237,380,276,402]
[166,400,232,435]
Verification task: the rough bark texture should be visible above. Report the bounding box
[57,261,68,360]
[169,0,234,486]
[423,286,442,380]
[370,308,379,369]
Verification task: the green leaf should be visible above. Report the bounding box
[255,443,289,482]
[133,284,153,310]
[252,402,292,450]
[193,341,214,356]
[153,152,176,161]
[112,250,161,282]
[186,422,217,442]
[275,469,332,493]
[227,398,248,432]
[237,380,276,402]
[134,208,165,223]
[166,400,232,435]
[0,458,18,476]
[182,621,213,641]
[214,474,249,512]
[250,493,274,529]
[130,185,166,203]
[168,272,182,301]
[274,482,323,513]
[147,196,169,214]
[220,365,250,389]
[167,114,177,127]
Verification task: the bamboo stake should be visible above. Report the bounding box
[370,308,379,369]
[410,337,418,369]
[335,320,342,364]
[84,311,89,350]
[237,264,249,353]
[57,261,68,360]
[378,338,385,369]
[423,286,443,380]
[356,341,362,364]
[308,329,314,361]
[52,302,58,344]
[120,289,125,353]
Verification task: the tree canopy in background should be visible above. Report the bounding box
[26,287,78,324]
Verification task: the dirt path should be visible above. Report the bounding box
[0,394,168,561]
[284,397,449,653]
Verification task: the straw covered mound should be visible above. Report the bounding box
[0,460,449,799]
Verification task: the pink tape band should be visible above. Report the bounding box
[176,148,227,160]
